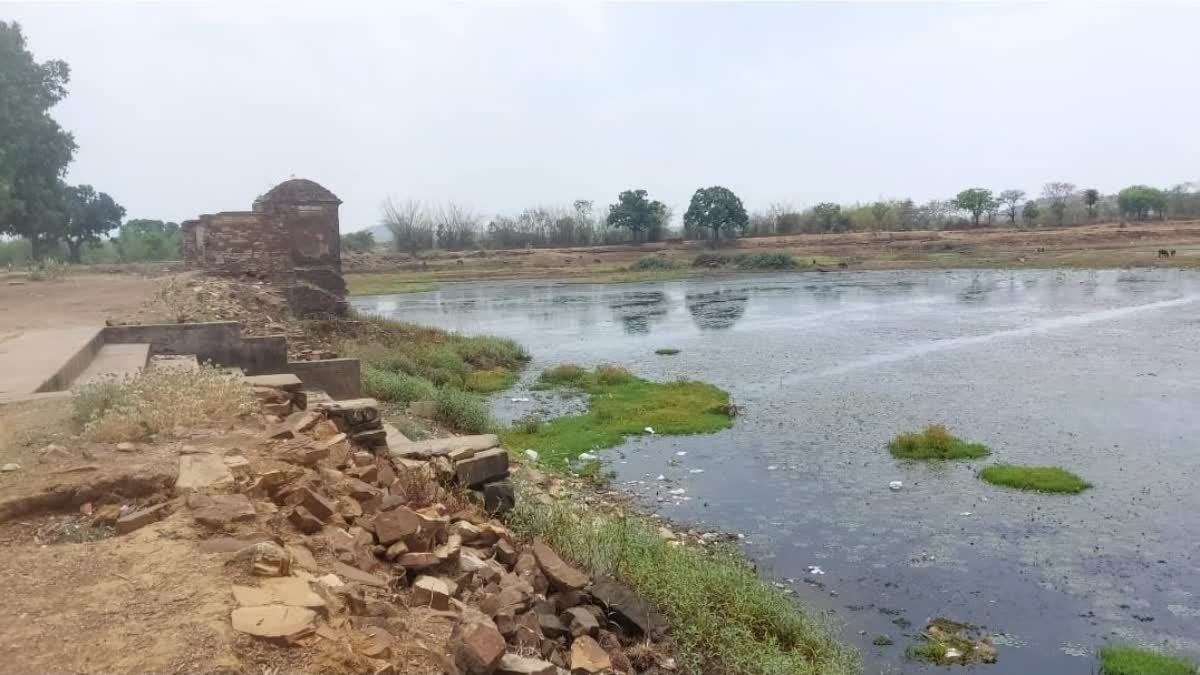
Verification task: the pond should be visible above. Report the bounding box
[353,269,1200,674]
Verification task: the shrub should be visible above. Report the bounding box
[465,367,517,393]
[737,252,799,270]
[692,252,734,268]
[362,367,438,403]
[434,387,494,434]
[888,425,991,460]
[1099,645,1197,675]
[540,363,588,386]
[978,465,1091,494]
[75,366,255,442]
[594,364,635,385]
[629,256,677,271]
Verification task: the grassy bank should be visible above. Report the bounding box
[888,425,991,460]
[310,315,528,433]
[507,495,859,675]
[1100,645,1197,675]
[500,364,733,468]
[979,464,1091,494]
[344,274,438,296]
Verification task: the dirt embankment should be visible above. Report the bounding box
[343,220,1200,284]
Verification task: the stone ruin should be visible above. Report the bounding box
[181,178,347,318]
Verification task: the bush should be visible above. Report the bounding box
[888,425,991,460]
[629,256,677,271]
[75,366,255,442]
[434,387,494,433]
[978,465,1091,494]
[540,363,588,386]
[692,252,734,268]
[594,364,635,385]
[737,252,799,270]
[362,367,438,403]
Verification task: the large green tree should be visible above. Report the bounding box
[1117,185,1167,221]
[1082,188,1100,220]
[1022,200,1040,226]
[812,202,843,232]
[683,186,748,241]
[953,188,996,227]
[60,185,125,263]
[606,189,667,242]
[0,21,77,259]
[114,219,181,261]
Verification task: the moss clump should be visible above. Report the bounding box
[888,424,990,460]
[502,365,733,468]
[1100,645,1197,675]
[979,464,1091,494]
[655,348,681,355]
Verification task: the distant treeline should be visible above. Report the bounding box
[369,181,1200,254]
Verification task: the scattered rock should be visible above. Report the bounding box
[456,448,510,488]
[374,506,421,545]
[453,621,506,675]
[115,502,171,534]
[569,635,612,674]
[115,442,136,453]
[176,453,234,491]
[564,606,600,637]
[188,493,256,528]
[411,575,451,610]
[482,480,516,514]
[497,653,557,675]
[298,487,336,522]
[332,561,387,588]
[590,578,665,637]
[531,542,589,591]
[91,503,122,527]
[232,577,325,609]
[288,506,324,534]
[230,605,316,641]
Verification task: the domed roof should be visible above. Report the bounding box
[260,178,340,204]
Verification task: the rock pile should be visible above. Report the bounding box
[206,380,672,674]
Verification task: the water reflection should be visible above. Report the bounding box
[608,291,669,335]
[685,288,749,330]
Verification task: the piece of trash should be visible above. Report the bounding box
[524,449,539,461]
[959,511,972,517]
[675,451,687,456]
[807,565,825,575]
[510,397,531,403]
[578,452,597,461]
[656,474,666,481]
[888,480,903,491]
[668,488,686,496]
[0,463,20,472]
[644,426,656,434]
[689,468,705,474]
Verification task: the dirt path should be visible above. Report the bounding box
[0,273,159,334]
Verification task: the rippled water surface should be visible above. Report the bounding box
[355,269,1200,673]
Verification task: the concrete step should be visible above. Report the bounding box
[72,343,152,386]
[148,354,200,372]
[0,327,104,402]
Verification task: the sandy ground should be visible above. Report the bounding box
[0,273,160,333]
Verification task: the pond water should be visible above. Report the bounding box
[354,269,1200,674]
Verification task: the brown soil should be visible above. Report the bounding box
[0,272,161,333]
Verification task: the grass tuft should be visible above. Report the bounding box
[888,424,991,460]
[345,274,438,296]
[979,464,1091,494]
[655,348,681,356]
[1100,646,1197,675]
[363,367,439,403]
[504,366,732,467]
[506,498,859,675]
[434,387,494,434]
[737,252,800,270]
[629,256,679,271]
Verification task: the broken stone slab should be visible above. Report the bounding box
[563,607,599,638]
[455,448,509,488]
[298,487,336,522]
[288,506,324,534]
[497,653,557,675]
[481,480,515,514]
[317,398,382,432]
[382,422,410,449]
[231,605,316,641]
[115,502,171,534]
[233,577,326,609]
[245,373,303,392]
[373,506,421,545]
[411,575,451,610]
[388,434,499,460]
[453,621,506,675]
[188,493,256,528]
[589,578,665,638]
[352,428,388,448]
[277,443,329,467]
[569,635,612,674]
[176,452,234,491]
[531,542,589,592]
[332,561,387,588]
[396,552,440,570]
[262,402,293,417]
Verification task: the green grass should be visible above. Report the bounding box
[502,364,733,467]
[737,252,800,270]
[888,424,991,460]
[568,268,702,284]
[345,274,438,296]
[629,255,679,271]
[362,367,439,403]
[465,367,518,393]
[979,464,1092,494]
[434,387,494,434]
[506,498,858,675]
[655,348,681,355]
[1100,646,1197,675]
[906,641,948,663]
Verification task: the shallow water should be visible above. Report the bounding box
[355,269,1200,673]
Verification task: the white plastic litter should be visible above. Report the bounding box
[668,488,686,496]
[767,465,778,471]
[959,511,972,517]
[675,451,687,456]
[806,565,825,575]
[889,480,903,491]
[577,452,598,461]
[510,397,531,403]
[689,469,705,474]
[655,474,666,481]
[524,449,539,461]
[644,426,656,434]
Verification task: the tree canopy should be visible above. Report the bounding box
[606,189,668,241]
[683,186,748,240]
[1117,185,1167,221]
[58,185,124,262]
[998,190,1025,224]
[953,188,996,226]
[1022,200,1040,225]
[1041,182,1076,226]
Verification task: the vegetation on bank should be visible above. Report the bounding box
[507,497,859,675]
[345,273,438,296]
[501,364,732,468]
[313,315,528,433]
[1099,645,1197,675]
[978,464,1091,494]
[655,348,680,355]
[888,425,991,460]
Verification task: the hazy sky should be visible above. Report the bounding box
[8,2,1199,231]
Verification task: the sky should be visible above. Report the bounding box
[7,2,1200,231]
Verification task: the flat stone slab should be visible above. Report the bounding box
[176,452,234,491]
[231,605,316,640]
[389,434,499,460]
[232,577,326,609]
[244,373,303,391]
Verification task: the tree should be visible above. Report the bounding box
[606,189,667,242]
[683,186,748,241]
[114,219,181,261]
[1117,185,1168,221]
[59,185,124,263]
[341,230,375,254]
[998,190,1026,224]
[1022,200,1040,226]
[812,202,842,232]
[1082,189,1100,220]
[381,198,433,256]
[1041,182,1076,226]
[952,188,995,227]
[0,21,77,259]
[870,201,890,230]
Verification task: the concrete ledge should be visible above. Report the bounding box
[103,322,287,375]
[287,358,361,399]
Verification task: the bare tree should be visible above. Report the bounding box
[1041,182,1076,226]
[431,202,479,251]
[380,198,432,257]
[998,189,1025,225]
